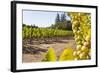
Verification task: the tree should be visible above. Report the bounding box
[66,20,72,30]
[32,24,38,28]
[52,13,72,30]
[55,13,60,24]
[61,12,66,22]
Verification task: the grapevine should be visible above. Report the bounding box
[22,27,73,40]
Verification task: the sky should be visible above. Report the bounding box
[23,10,71,27]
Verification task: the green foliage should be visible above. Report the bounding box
[22,25,74,39]
[66,21,72,30]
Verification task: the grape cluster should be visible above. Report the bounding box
[69,12,91,60]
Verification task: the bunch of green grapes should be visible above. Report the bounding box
[69,12,91,60]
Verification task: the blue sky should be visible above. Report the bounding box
[23,10,71,27]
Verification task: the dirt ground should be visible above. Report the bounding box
[22,37,76,63]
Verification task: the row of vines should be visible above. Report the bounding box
[22,27,73,39]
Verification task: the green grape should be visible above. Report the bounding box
[83,42,89,47]
[81,46,89,53]
[68,12,91,60]
[73,51,77,56]
[77,50,82,55]
[76,45,82,50]
[74,57,79,60]
[85,35,90,42]
[79,52,87,59]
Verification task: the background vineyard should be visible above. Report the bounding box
[22,25,74,40]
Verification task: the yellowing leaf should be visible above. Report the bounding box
[59,48,74,61]
[46,47,56,61]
